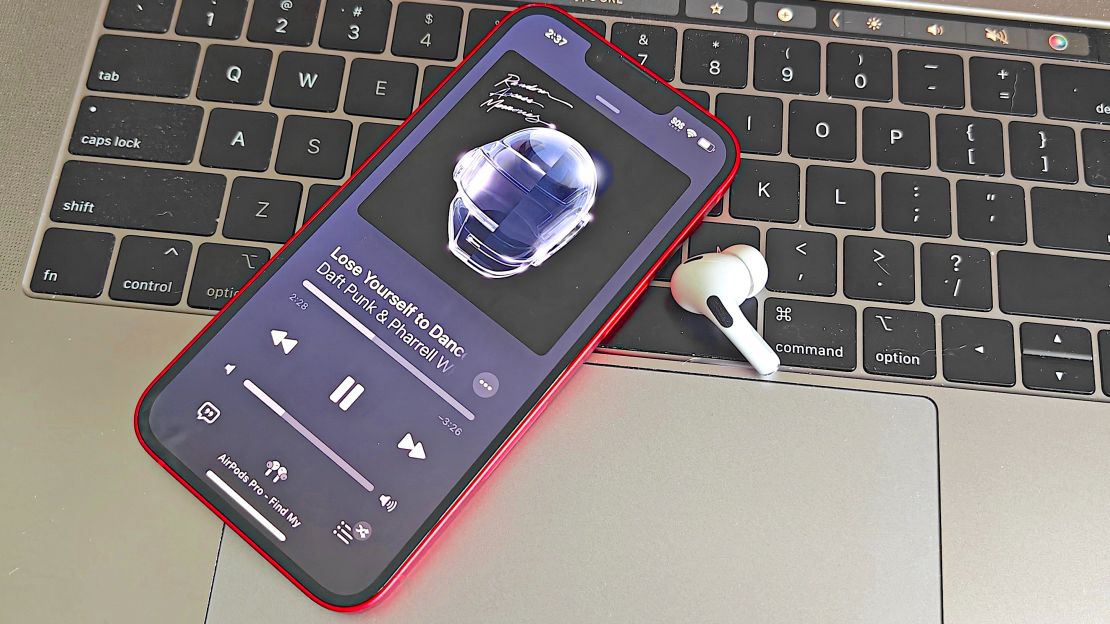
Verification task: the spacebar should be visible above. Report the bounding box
[998,251,1110,323]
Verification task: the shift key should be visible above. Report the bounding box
[69,96,203,164]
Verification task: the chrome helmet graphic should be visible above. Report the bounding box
[448,127,599,278]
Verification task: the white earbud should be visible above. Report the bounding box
[670,244,780,376]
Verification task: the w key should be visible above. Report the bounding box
[88,35,199,98]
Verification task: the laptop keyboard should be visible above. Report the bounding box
[25,0,1110,400]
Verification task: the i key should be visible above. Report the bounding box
[1009,122,1078,183]
[247,0,321,46]
[611,23,678,82]
[715,94,782,155]
[753,36,820,95]
[681,30,747,89]
[920,243,992,311]
[826,43,892,102]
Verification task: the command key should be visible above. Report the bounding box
[763,298,857,371]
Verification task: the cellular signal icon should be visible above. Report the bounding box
[379,494,398,513]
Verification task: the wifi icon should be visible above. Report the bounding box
[379,494,398,513]
[686,128,698,139]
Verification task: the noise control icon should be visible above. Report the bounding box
[379,494,398,513]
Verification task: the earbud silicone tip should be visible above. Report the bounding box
[722,244,768,295]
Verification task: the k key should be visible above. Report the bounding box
[729,160,799,223]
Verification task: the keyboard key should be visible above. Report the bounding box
[763,298,857,371]
[69,96,202,165]
[968,57,1036,116]
[805,166,875,230]
[199,108,277,171]
[921,243,992,311]
[955,180,1027,244]
[176,0,248,39]
[247,0,321,46]
[998,251,1110,323]
[304,184,340,224]
[604,286,754,361]
[681,30,747,89]
[753,36,819,95]
[109,236,191,305]
[88,36,199,98]
[1021,323,1092,360]
[187,243,271,310]
[104,0,175,33]
[941,315,1016,386]
[844,236,915,304]
[30,228,115,298]
[654,249,683,282]
[1009,122,1078,183]
[862,107,930,169]
[682,89,710,109]
[898,50,964,109]
[1030,187,1110,255]
[464,9,507,55]
[392,3,463,61]
[826,43,892,102]
[1082,129,1110,188]
[1022,356,1095,394]
[864,307,936,379]
[765,229,837,296]
[611,23,678,82]
[729,159,799,223]
[271,52,344,112]
[320,0,391,53]
[352,122,396,172]
[420,65,453,102]
[276,115,352,179]
[51,161,223,235]
[224,177,302,243]
[197,45,272,105]
[1100,331,1110,397]
[687,222,760,256]
[577,19,606,38]
[345,59,417,119]
[881,173,951,237]
[935,115,1004,176]
[1041,64,1110,125]
[715,94,782,156]
[788,101,856,162]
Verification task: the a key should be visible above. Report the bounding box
[224,177,303,243]
[729,159,799,223]
[176,0,248,39]
[109,236,192,305]
[805,166,875,230]
[1041,64,1110,125]
[304,184,340,224]
[788,101,856,162]
[391,3,463,61]
[352,122,396,172]
[682,89,710,109]
[88,36,199,98]
[687,222,760,257]
[104,0,175,33]
[464,9,507,55]
[920,243,992,311]
[765,229,837,296]
[935,115,1005,176]
[881,173,951,237]
[611,23,678,81]
[275,115,352,179]
[956,180,1027,245]
[1030,187,1110,255]
[247,0,321,46]
[187,243,271,310]
[762,298,857,371]
[199,108,277,171]
[1022,355,1095,394]
[51,161,223,235]
[715,94,782,155]
[826,43,892,102]
[1020,323,1092,360]
[345,59,418,120]
[969,57,1037,116]
[752,36,820,95]
[603,287,754,361]
[271,52,345,112]
[1100,331,1110,397]
[681,30,748,89]
[420,65,453,102]
[30,228,115,298]
[69,96,202,165]
[898,50,964,109]
[319,0,391,53]
[998,251,1110,323]
[197,45,272,104]
[844,235,915,304]
[1082,129,1110,188]
[862,107,930,169]
[941,315,1016,387]
[863,307,937,379]
[1009,122,1078,183]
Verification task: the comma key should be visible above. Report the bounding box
[763,298,857,371]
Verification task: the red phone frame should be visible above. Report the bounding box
[134,3,740,611]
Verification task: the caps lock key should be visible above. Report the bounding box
[69,96,203,165]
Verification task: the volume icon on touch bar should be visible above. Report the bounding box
[329,376,365,411]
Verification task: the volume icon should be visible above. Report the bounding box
[379,495,398,513]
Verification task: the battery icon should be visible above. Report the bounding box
[697,137,715,153]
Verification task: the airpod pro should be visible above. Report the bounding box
[670,244,781,376]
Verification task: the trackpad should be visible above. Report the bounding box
[207,364,940,622]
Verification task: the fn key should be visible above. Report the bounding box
[30,228,115,297]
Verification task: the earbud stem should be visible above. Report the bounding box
[710,304,781,376]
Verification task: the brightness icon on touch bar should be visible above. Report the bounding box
[329,376,364,411]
